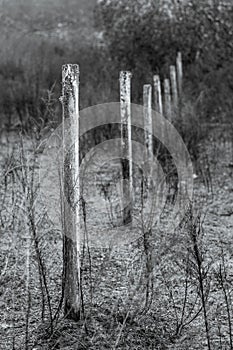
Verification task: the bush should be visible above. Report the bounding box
[94,0,233,120]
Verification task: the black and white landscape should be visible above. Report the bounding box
[0,1,233,349]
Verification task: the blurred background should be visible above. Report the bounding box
[1,0,233,146]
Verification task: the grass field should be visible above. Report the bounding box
[0,123,232,349]
[1,0,233,349]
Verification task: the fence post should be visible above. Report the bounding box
[61,64,81,321]
[176,52,183,98]
[153,75,163,115]
[119,71,133,225]
[143,84,153,167]
[164,78,172,121]
[170,65,178,109]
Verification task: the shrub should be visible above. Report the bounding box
[94,0,233,120]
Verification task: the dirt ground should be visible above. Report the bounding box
[0,126,232,349]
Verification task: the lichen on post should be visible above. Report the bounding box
[60,64,81,321]
[119,71,133,225]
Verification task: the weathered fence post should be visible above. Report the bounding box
[170,65,178,109]
[120,71,133,225]
[153,75,163,115]
[176,52,183,98]
[143,84,153,166]
[61,64,81,321]
[164,78,172,121]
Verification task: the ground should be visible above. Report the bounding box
[0,124,232,349]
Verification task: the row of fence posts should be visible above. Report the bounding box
[119,52,183,223]
[60,52,183,319]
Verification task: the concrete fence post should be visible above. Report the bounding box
[153,75,163,116]
[119,71,133,225]
[170,65,178,109]
[61,64,81,321]
[143,84,153,167]
[164,78,172,121]
[176,52,183,98]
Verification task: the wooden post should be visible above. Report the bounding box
[164,78,172,121]
[143,84,153,165]
[119,71,133,225]
[176,52,183,98]
[61,64,81,321]
[170,65,178,108]
[153,75,163,115]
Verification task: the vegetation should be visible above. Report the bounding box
[95,0,233,121]
[0,0,233,349]
[1,0,233,156]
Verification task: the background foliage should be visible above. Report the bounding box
[95,0,233,120]
[1,0,233,129]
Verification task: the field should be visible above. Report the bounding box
[0,123,232,349]
[1,0,233,349]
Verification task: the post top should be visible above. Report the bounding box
[62,64,80,81]
[119,71,132,80]
[153,74,160,82]
[143,84,152,90]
